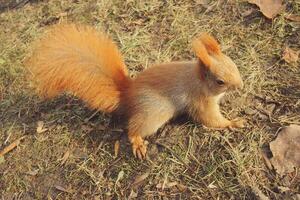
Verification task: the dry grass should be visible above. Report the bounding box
[0,0,300,199]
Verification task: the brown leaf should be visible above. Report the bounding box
[114,140,120,157]
[269,125,300,175]
[132,172,150,186]
[248,0,284,19]
[285,14,300,22]
[156,181,178,190]
[36,121,47,133]
[60,150,70,165]
[0,136,26,157]
[176,183,187,192]
[54,185,71,193]
[128,190,138,199]
[25,169,39,176]
[282,47,299,64]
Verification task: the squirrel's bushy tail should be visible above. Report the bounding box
[25,23,130,113]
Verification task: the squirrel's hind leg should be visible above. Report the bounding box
[127,105,175,159]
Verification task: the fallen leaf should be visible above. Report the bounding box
[25,169,39,176]
[114,140,120,157]
[60,150,70,165]
[285,14,300,22]
[54,185,71,193]
[176,183,187,192]
[156,181,178,189]
[269,125,300,175]
[282,47,299,64]
[248,0,284,19]
[36,121,47,133]
[132,172,149,186]
[128,190,138,199]
[0,136,26,157]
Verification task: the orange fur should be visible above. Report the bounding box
[198,32,221,55]
[189,96,231,128]
[25,24,129,113]
[192,39,212,67]
[192,32,221,67]
[25,26,244,159]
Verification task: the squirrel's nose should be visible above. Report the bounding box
[233,81,243,90]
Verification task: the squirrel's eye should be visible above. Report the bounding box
[216,79,225,85]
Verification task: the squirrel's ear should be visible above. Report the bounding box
[192,33,221,67]
[192,38,212,67]
[198,32,221,55]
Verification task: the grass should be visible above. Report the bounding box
[0,0,300,199]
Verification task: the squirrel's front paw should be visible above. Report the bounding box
[229,118,246,129]
[131,136,148,160]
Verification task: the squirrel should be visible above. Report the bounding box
[25,23,245,159]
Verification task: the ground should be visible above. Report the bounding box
[0,0,299,199]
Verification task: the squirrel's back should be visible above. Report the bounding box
[25,24,130,113]
[126,61,201,114]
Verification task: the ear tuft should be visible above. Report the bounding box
[192,38,211,67]
[197,33,221,55]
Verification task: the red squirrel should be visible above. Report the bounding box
[25,23,245,159]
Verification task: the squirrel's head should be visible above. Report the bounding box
[192,33,243,95]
